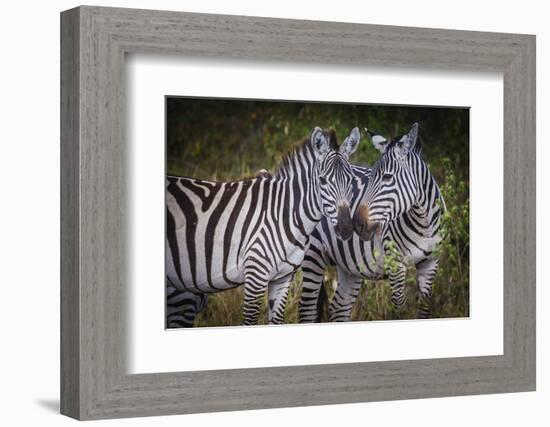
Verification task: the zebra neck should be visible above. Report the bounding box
[410,170,442,237]
[274,146,323,239]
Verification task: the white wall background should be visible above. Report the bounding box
[0,0,546,425]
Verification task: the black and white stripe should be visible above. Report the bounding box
[166,127,361,327]
[299,123,443,322]
[166,281,208,328]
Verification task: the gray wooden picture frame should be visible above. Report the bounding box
[60,5,536,421]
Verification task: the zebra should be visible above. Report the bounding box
[299,123,444,322]
[166,126,362,327]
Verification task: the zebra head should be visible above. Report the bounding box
[353,122,421,240]
[311,126,361,240]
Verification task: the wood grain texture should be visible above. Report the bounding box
[60,7,80,419]
[60,5,536,420]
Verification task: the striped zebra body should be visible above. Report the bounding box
[166,282,208,328]
[299,123,443,322]
[166,127,361,327]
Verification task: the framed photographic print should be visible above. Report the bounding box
[61,5,536,420]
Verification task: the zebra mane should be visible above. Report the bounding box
[275,128,338,177]
[414,134,423,154]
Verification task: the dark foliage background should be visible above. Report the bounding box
[166,97,470,326]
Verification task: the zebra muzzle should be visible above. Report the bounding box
[335,204,353,240]
[352,203,380,241]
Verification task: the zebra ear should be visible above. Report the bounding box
[397,122,419,155]
[340,127,361,159]
[311,127,330,155]
[365,128,389,153]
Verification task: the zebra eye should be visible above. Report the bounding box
[319,176,328,185]
[382,173,393,182]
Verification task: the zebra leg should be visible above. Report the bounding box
[166,285,208,328]
[328,269,363,322]
[415,258,438,319]
[267,273,294,324]
[242,268,269,326]
[299,252,328,323]
[388,263,407,310]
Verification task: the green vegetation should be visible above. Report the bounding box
[167,98,470,326]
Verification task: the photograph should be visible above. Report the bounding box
[165,98,470,328]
